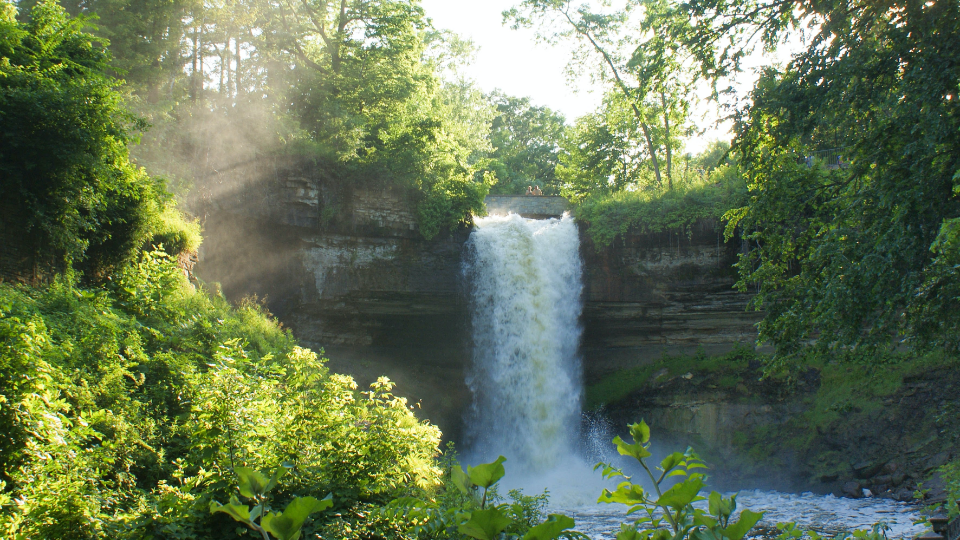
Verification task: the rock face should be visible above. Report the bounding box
[194,159,473,440]
[600,357,960,499]
[579,221,761,381]
[193,158,759,441]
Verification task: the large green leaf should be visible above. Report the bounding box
[522,513,576,540]
[458,507,512,540]
[210,495,253,526]
[613,435,652,461]
[659,452,684,474]
[261,494,333,540]
[694,510,719,529]
[656,477,705,510]
[616,524,646,540]
[235,467,273,498]
[708,491,736,520]
[467,456,507,488]
[629,421,651,444]
[721,509,763,540]
[598,481,647,507]
[708,491,722,516]
[452,464,473,494]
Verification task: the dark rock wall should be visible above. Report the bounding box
[603,364,960,501]
[580,221,760,381]
[193,158,473,440]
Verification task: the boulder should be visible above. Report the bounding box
[842,481,863,498]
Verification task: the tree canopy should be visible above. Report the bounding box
[697,0,960,359]
[0,0,179,275]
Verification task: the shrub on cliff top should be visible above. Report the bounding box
[577,163,747,249]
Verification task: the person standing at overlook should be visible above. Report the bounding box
[533,185,542,196]
[525,186,533,195]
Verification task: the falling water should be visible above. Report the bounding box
[462,212,583,471]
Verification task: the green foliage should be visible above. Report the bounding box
[557,94,646,199]
[775,521,891,540]
[577,161,747,249]
[936,460,960,519]
[0,0,169,274]
[385,452,585,540]
[596,420,763,540]
[149,205,202,255]
[687,0,960,358]
[210,465,333,540]
[0,249,442,538]
[483,92,567,195]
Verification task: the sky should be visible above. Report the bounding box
[420,0,602,121]
[418,0,794,155]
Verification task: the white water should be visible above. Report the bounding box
[461,212,924,538]
[463,213,584,470]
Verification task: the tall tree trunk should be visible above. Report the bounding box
[235,37,242,97]
[218,43,225,94]
[191,27,199,102]
[197,23,203,101]
[661,91,672,190]
[224,37,231,98]
[148,59,160,103]
[633,104,663,188]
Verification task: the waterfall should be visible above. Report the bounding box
[462,213,583,471]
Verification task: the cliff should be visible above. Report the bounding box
[191,158,759,441]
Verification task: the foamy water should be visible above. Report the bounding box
[565,490,924,539]
[462,213,583,470]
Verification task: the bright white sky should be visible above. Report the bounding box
[421,0,600,121]
[419,0,794,155]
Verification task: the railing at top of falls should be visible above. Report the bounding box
[483,195,571,219]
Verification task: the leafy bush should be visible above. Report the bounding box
[597,421,763,540]
[385,453,583,540]
[0,250,442,538]
[0,0,173,275]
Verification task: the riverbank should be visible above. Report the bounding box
[588,347,960,504]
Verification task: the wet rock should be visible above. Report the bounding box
[924,452,950,472]
[853,460,885,479]
[874,474,893,485]
[893,488,915,502]
[922,473,947,503]
[842,481,863,498]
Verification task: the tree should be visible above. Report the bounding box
[556,92,646,200]
[484,92,566,195]
[678,0,960,358]
[0,0,169,276]
[505,0,695,190]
